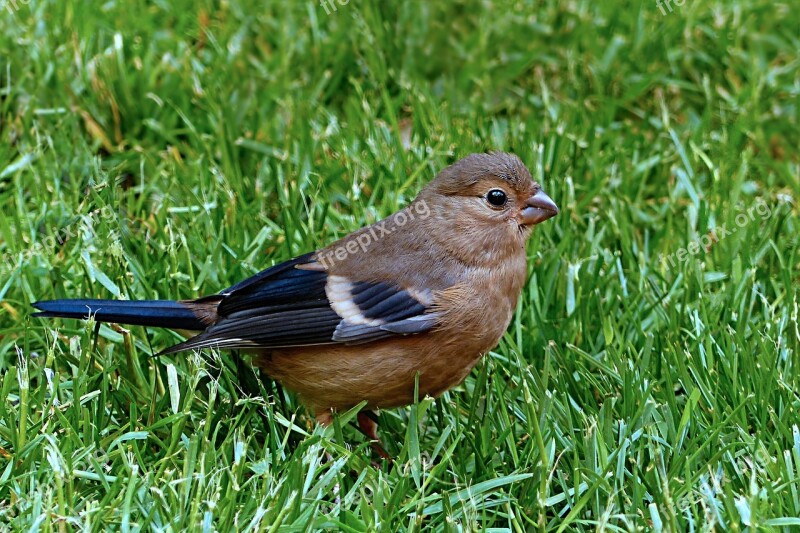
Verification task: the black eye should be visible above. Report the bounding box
[486,189,508,207]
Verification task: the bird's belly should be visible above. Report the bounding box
[256,333,489,416]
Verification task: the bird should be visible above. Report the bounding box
[33,152,558,458]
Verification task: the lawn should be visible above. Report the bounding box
[1,0,798,530]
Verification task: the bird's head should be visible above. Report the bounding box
[416,152,558,265]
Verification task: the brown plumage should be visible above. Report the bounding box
[33,152,558,453]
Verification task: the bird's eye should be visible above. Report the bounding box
[486,189,508,207]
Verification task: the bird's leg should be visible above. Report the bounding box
[357,410,392,462]
[316,409,392,461]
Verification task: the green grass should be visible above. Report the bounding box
[1,0,798,530]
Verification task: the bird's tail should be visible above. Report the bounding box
[32,299,207,331]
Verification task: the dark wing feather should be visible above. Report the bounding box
[164,308,342,352]
[218,253,327,315]
[220,252,317,294]
[160,254,439,354]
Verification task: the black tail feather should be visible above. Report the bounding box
[32,299,206,331]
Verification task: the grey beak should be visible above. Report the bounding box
[520,189,559,226]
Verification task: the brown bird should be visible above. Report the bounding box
[33,152,558,457]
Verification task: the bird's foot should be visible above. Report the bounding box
[357,410,393,462]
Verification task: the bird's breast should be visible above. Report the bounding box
[433,252,528,349]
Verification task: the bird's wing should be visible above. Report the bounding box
[160,252,440,354]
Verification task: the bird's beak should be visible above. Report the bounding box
[520,190,559,226]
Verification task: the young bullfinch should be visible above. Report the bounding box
[33,152,558,455]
